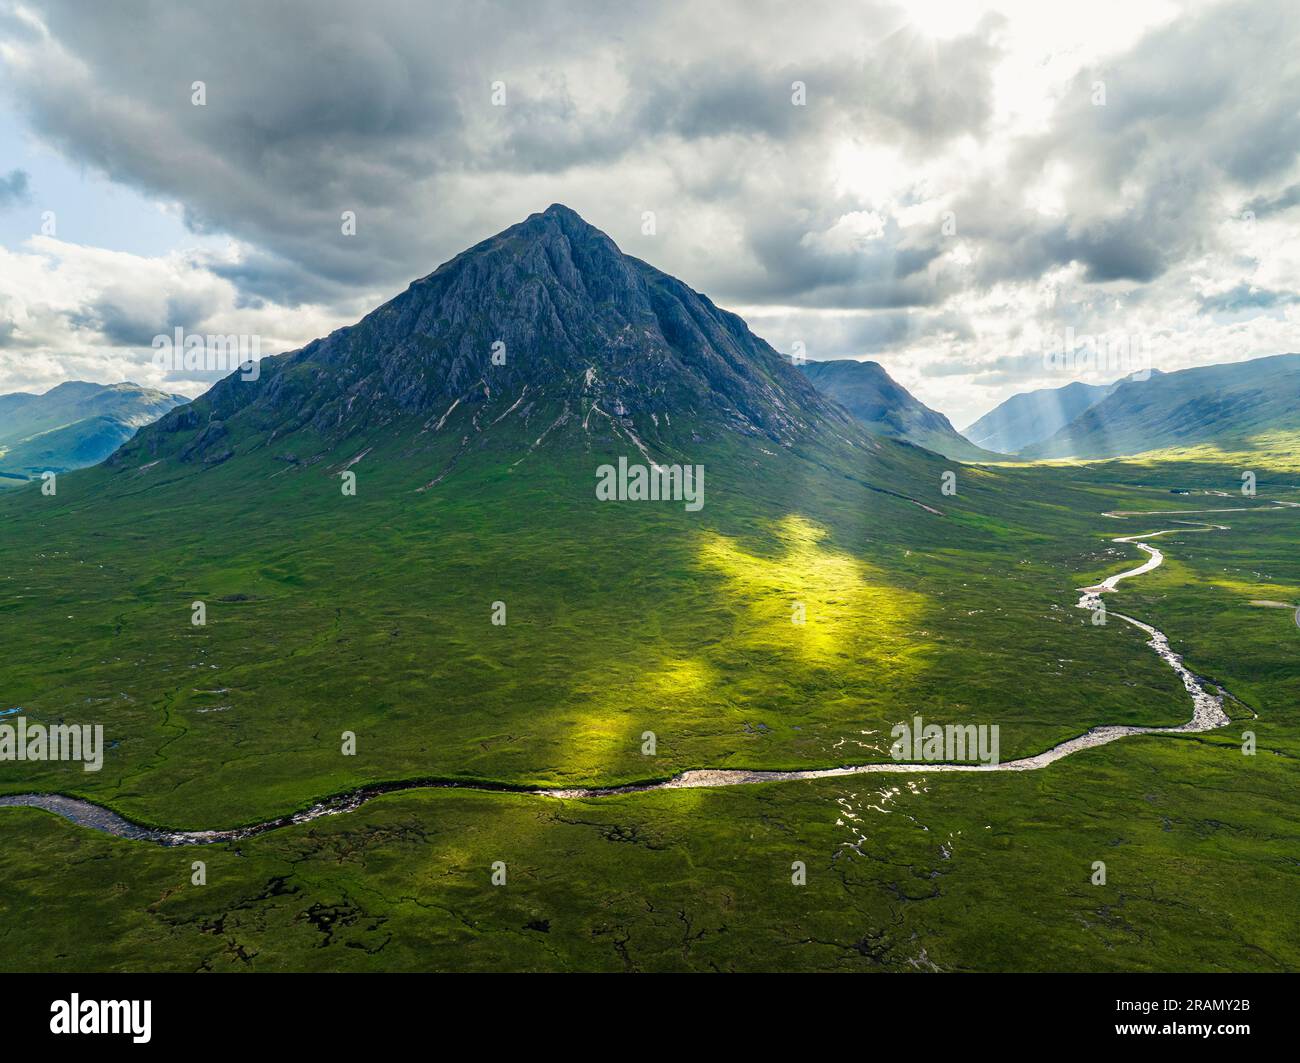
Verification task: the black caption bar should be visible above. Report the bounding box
[0,972,1292,1050]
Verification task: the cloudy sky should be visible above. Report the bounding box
[0,0,1297,426]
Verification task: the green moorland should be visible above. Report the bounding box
[0,420,1209,826]
[0,424,1297,971]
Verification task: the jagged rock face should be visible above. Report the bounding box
[124,204,856,467]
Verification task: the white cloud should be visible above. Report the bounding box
[0,236,353,395]
[0,0,1296,427]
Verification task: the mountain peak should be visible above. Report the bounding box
[44,380,107,397]
[541,202,582,219]
[518,202,606,241]
[115,207,858,474]
[1,379,186,480]
[800,358,1001,462]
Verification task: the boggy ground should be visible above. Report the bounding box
[1,440,1297,971]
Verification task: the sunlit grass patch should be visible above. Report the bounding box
[696,514,926,668]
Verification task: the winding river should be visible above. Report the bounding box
[2,501,1292,846]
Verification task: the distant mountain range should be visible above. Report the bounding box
[0,381,187,485]
[1019,353,1300,459]
[963,378,1122,454]
[801,359,1003,461]
[14,210,1297,486]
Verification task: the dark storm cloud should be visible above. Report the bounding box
[3,0,570,301]
[626,26,1000,147]
[1244,183,1300,218]
[735,211,954,310]
[204,247,359,310]
[960,1,1300,289]
[66,304,157,347]
[0,0,1003,310]
[0,168,30,208]
[1050,218,1168,285]
[62,287,224,347]
[2,0,1298,327]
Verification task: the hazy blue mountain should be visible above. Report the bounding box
[0,381,187,482]
[963,379,1122,454]
[801,358,1003,461]
[1021,353,1300,459]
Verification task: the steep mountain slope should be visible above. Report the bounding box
[800,358,1003,461]
[1022,353,1300,459]
[0,203,1137,823]
[0,381,186,481]
[0,205,965,817]
[115,204,860,482]
[963,379,1118,454]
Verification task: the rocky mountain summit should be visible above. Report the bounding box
[118,205,860,473]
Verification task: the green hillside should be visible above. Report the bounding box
[1,209,1297,973]
[1023,354,1300,459]
[802,358,1004,462]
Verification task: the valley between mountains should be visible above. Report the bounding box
[2,498,1292,842]
[1,208,1297,972]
